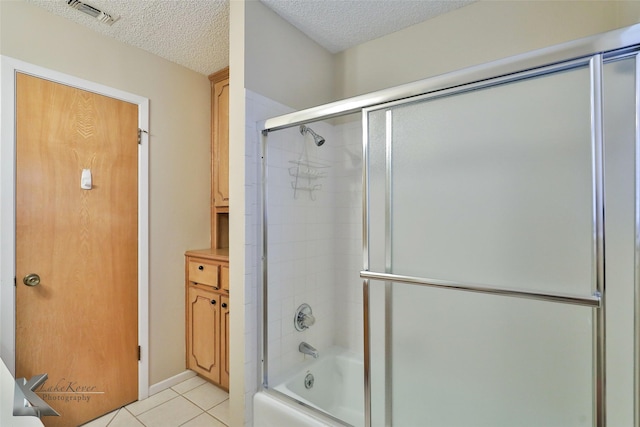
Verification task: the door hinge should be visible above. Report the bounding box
[14,277,17,287]
[138,128,148,144]
[138,346,141,361]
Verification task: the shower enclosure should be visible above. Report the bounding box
[259,24,640,427]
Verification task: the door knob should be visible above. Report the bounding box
[23,273,41,287]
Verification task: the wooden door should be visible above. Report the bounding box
[15,73,138,427]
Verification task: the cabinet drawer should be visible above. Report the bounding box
[220,264,229,292]
[188,260,219,288]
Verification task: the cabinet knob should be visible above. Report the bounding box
[221,302,228,308]
[198,265,204,270]
[211,299,216,305]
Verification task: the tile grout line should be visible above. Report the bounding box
[133,386,229,426]
[207,399,230,426]
[129,394,183,417]
[103,408,119,427]
[176,410,207,427]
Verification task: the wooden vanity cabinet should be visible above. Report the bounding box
[185,249,229,390]
[185,67,231,390]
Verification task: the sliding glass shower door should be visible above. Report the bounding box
[363,54,637,426]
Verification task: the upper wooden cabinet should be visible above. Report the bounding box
[210,67,230,250]
[211,68,229,208]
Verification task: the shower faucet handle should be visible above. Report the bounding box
[301,312,315,328]
[294,303,315,331]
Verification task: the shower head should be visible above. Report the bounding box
[300,125,325,147]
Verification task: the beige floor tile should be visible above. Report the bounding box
[127,388,179,416]
[79,409,118,426]
[207,399,229,426]
[136,396,203,427]
[183,382,229,410]
[171,376,206,395]
[109,408,145,427]
[180,412,227,427]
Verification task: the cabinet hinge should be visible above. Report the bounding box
[138,346,141,361]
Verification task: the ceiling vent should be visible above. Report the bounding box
[67,0,119,25]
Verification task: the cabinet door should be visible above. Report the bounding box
[187,285,220,383]
[220,264,229,293]
[213,78,229,207]
[220,295,230,389]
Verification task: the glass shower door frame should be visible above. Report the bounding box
[361,54,614,427]
[261,24,640,427]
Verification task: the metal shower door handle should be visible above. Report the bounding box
[23,274,40,287]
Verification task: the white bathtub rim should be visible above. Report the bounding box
[262,346,364,427]
[256,388,355,427]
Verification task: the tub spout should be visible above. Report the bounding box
[299,342,319,358]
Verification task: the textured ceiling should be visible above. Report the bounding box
[26,0,230,75]
[25,0,475,76]
[261,0,475,53]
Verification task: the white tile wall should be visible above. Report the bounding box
[333,121,364,356]
[245,90,364,425]
[244,90,293,427]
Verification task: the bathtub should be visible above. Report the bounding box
[254,348,364,427]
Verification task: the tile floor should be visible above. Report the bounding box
[82,376,229,427]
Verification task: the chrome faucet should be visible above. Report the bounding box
[299,342,319,359]
[295,303,315,331]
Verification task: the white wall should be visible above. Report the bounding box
[228,1,247,426]
[231,2,338,426]
[334,0,640,98]
[0,0,211,386]
[244,0,336,110]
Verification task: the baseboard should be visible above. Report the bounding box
[148,370,197,396]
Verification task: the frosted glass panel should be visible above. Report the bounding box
[381,281,593,427]
[367,109,388,274]
[602,57,636,426]
[385,66,593,295]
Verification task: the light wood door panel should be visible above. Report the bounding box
[220,295,229,390]
[15,73,138,427]
[187,285,220,383]
[212,78,229,207]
